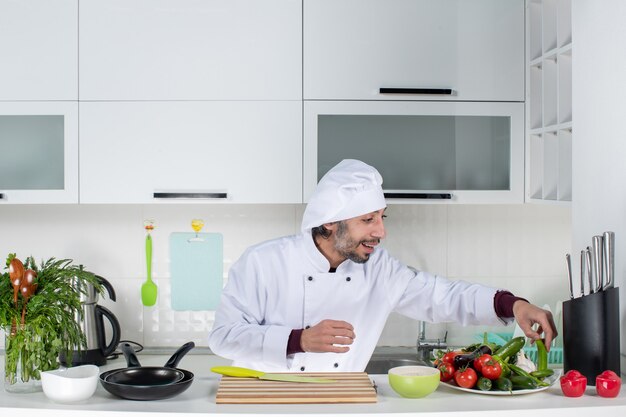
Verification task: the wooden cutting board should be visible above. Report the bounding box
[215,372,377,404]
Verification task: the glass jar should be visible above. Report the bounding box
[4,325,43,393]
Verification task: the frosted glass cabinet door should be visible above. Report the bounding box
[79,101,302,204]
[0,102,79,203]
[79,0,301,100]
[304,0,524,101]
[304,101,524,204]
[0,0,78,100]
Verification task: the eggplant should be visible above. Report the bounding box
[453,345,492,369]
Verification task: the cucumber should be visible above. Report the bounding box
[493,336,526,361]
[508,363,550,387]
[510,375,538,390]
[477,377,492,391]
[494,377,513,392]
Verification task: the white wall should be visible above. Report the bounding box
[572,0,626,370]
[0,203,570,350]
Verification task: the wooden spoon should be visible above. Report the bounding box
[20,281,36,326]
[18,270,37,326]
[8,258,25,305]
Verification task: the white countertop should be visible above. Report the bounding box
[1,353,625,417]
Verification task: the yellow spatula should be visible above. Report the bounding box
[211,366,335,383]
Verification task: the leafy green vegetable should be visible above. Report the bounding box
[1,256,102,384]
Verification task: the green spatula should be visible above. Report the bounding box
[141,222,157,306]
[211,366,335,383]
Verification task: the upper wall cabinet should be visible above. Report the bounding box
[304,0,524,102]
[79,0,302,101]
[0,102,79,203]
[0,0,78,100]
[79,101,302,204]
[304,101,525,204]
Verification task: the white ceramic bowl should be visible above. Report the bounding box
[41,365,99,403]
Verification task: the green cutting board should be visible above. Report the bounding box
[169,232,223,311]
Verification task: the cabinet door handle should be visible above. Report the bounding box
[153,191,228,199]
[0,193,4,200]
[379,88,453,95]
[384,192,452,200]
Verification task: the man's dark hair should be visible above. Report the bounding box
[311,224,332,239]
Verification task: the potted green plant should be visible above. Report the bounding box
[1,254,102,393]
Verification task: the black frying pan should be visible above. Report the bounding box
[99,341,195,400]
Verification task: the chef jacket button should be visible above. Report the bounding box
[305,325,310,329]
[300,366,306,372]
[333,363,339,368]
[307,276,313,281]
[346,277,351,282]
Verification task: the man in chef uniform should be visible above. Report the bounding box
[208,159,557,372]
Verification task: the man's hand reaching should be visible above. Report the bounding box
[512,300,558,349]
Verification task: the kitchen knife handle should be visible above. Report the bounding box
[565,254,574,299]
[211,366,264,378]
[379,87,453,95]
[603,231,615,289]
[592,235,604,292]
[585,247,593,294]
[580,250,586,297]
[384,192,452,199]
[153,191,228,199]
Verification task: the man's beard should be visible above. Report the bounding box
[333,221,379,264]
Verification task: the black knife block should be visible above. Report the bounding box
[562,287,621,385]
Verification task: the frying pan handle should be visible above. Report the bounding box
[120,342,142,368]
[164,341,195,368]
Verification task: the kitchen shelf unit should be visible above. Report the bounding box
[526,0,572,204]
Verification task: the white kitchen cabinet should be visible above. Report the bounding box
[79,0,301,101]
[304,0,524,102]
[79,101,302,204]
[526,0,572,203]
[304,101,525,204]
[0,102,79,203]
[0,0,78,100]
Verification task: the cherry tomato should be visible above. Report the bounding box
[560,369,587,397]
[596,370,621,398]
[442,351,460,365]
[454,367,478,389]
[473,354,492,373]
[481,359,502,380]
[438,362,455,382]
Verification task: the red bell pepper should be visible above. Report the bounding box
[596,370,621,398]
[560,370,587,397]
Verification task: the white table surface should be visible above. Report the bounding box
[1,353,625,417]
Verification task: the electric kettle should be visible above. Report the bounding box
[60,275,121,366]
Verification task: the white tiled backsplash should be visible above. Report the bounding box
[0,204,571,350]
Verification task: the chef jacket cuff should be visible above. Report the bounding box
[287,329,304,355]
[494,290,528,319]
[263,325,293,367]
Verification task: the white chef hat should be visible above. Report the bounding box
[301,159,386,232]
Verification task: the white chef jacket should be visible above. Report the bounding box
[208,231,507,372]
